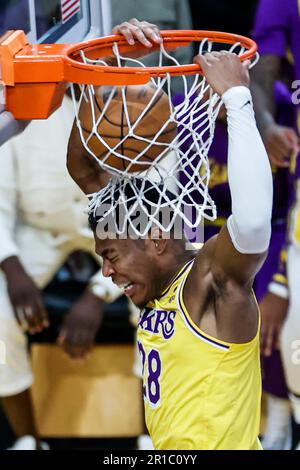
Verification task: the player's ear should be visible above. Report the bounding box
[149,226,168,255]
[151,238,167,255]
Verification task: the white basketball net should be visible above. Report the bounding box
[71,39,256,238]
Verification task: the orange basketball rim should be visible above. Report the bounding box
[0,29,257,120]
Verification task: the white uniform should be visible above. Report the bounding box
[0,96,123,397]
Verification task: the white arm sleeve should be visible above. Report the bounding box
[222,86,273,254]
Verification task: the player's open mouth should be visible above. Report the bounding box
[123,282,137,297]
[116,281,137,297]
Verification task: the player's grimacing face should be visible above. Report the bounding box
[95,237,159,307]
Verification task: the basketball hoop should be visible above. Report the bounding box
[0,29,258,237]
[0,30,257,119]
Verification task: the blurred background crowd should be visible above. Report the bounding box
[1,0,300,451]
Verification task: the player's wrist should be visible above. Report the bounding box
[222,85,251,106]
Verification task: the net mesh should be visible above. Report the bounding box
[70,39,257,237]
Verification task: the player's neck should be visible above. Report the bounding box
[159,250,195,296]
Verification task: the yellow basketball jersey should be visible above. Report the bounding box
[137,259,262,450]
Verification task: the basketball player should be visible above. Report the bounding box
[176,79,292,450]
[251,0,300,450]
[68,19,273,450]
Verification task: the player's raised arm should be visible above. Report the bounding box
[195,52,273,287]
[67,120,110,195]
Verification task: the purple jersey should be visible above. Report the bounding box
[253,0,300,81]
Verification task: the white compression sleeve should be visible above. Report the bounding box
[222,86,273,254]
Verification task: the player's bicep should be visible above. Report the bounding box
[209,224,267,287]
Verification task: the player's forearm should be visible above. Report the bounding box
[251,82,276,131]
[250,55,281,131]
[223,86,273,254]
